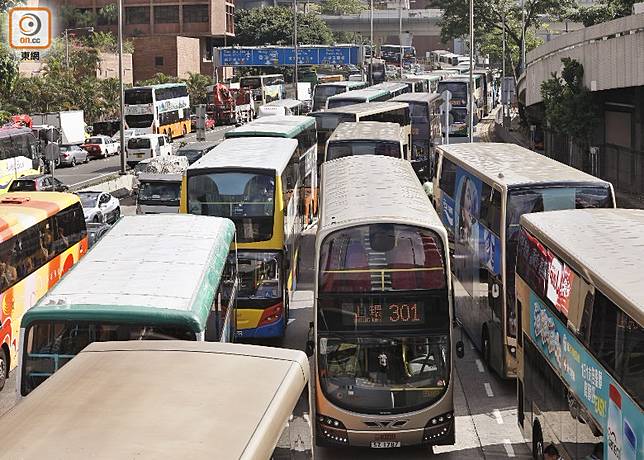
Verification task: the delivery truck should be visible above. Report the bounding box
[31,110,86,145]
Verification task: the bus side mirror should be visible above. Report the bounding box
[456,340,465,359]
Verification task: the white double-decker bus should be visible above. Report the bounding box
[124,83,191,139]
[312,154,462,449]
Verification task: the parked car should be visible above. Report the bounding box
[59,144,89,167]
[86,222,112,247]
[83,135,120,159]
[77,191,120,224]
[190,114,216,132]
[8,174,68,192]
[176,140,219,165]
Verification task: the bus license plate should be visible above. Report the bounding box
[370,441,401,448]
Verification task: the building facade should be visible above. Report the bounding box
[54,0,234,81]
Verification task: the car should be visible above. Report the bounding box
[176,140,219,165]
[59,145,89,167]
[86,222,112,248]
[8,174,68,192]
[77,191,121,224]
[189,114,216,132]
[82,135,120,159]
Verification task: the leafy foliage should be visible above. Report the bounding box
[541,58,598,147]
[320,0,367,15]
[436,0,571,71]
[234,7,334,46]
[564,0,635,26]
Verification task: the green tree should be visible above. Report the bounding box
[0,46,18,99]
[565,0,635,26]
[60,5,96,29]
[436,0,571,73]
[320,0,367,15]
[541,58,598,148]
[234,7,334,46]
[85,31,135,54]
[136,73,180,86]
[185,72,211,106]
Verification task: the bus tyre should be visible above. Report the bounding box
[532,422,544,460]
[0,348,7,391]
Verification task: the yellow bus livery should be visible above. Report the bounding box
[0,192,88,389]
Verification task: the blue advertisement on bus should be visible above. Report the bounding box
[529,292,643,460]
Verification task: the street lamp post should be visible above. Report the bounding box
[468,0,474,142]
[369,0,373,85]
[64,26,94,69]
[399,0,403,78]
[117,0,126,174]
[293,0,299,97]
[521,0,526,73]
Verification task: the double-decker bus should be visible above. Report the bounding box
[515,209,643,460]
[225,115,317,225]
[392,92,443,180]
[0,192,87,390]
[124,83,191,139]
[182,137,301,339]
[432,143,616,379]
[18,214,238,396]
[312,81,368,112]
[381,44,417,65]
[313,154,460,448]
[8,341,309,458]
[0,127,41,193]
[240,74,286,111]
[309,101,411,175]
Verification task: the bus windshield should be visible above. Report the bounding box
[240,78,262,89]
[138,182,181,204]
[187,171,275,242]
[326,141,401,161]
[125,88,153,105]
[313,113,355,132]
[409,102,429,119]
[437,83,467,105]
[22,321,195,395]
[313,86,345,111]
[327,99,364,109]
[236,251,282,301]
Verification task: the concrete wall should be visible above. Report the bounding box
[96,52,134,84]
[522,13,644,106]
[132,35,200,82]
[176,36,201,79]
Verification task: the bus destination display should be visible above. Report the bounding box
[342,302,424,326]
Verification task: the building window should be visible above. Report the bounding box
[155,56,164,66]
[225,5,234,34]
[154,5,179,24]
[183,5,209,23]
[126,6,150,25]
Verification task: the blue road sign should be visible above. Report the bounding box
[217,46,361,66]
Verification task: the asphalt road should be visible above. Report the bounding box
[54,126,233,187]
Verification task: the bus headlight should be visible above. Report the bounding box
[423,412,453,443]
[317,414,348,444]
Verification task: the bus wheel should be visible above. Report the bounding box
[482,328,491,365]
[0,348,7,391]
[532,422,544,460]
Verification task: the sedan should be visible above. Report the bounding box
[59,145,89,167]
[86,222,112,248]
[83,135,120,159]
[77,191,121,224]
[9,174,68,192]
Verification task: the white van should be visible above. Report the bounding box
[126,134,171,168]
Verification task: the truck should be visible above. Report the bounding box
[31,110,86,145]
[133,155,188,214]
[206,83,254,126]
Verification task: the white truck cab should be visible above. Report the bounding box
[126,134,172,168]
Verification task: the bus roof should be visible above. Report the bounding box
[520,209,644,323]
[370,82,409,92]
[189,137,298,173]
[316,81,365,89]
[137,173,183,182]
[21,215,235,331]
[262,98,303,108]
[326,88,390,102]
[241,73,283,79]
[311,101,408,116]
[1,340,309,458]
[328,122,402,144]
[126,83,187,90]
[437,143,611,189]
[224,115,314,139]
[0,126,33,139]
[391,92,442,104]
[318,155,445,237]
[0,192,81,243]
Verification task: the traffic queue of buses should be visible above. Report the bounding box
[0,96,642,458]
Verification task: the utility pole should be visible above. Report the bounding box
[370,0,374,84]
[399,0,403,78]
[468,0,474,142]
[293,0,299,98]
[117,0,126,174]
[521,0,526,73]
[502,11,506,126]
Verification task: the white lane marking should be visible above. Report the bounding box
[475,359,485,373]
[503,439,515,457]
[493,409,504,424]
[484,382,494,397]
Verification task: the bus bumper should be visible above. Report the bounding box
[236,316,285,339]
